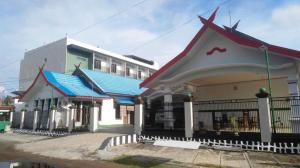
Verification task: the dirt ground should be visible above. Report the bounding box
[104,143,300,168]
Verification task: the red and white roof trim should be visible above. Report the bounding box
[140,7,300,88]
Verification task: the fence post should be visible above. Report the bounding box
[9,111,13,125]
[20,110,25,129]
[32,109,39,131]
[134,97,144,135]
[184,96,193,138]
[257,96,272,142]
[68,106,75,133]
[89,103,99,132]
[49,108,56,132]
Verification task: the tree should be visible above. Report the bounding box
[3,96,13,106]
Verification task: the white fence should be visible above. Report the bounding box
[104,134,137,151]
[13,129,71,137]
[138,135,300,154]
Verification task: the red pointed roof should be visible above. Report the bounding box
[140,8,300,88]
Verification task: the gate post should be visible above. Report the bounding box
[134,97,144,135]
[49,108,56,132]
[89,102,99,132]
[256,89,272,142]
[20,109,25,129]
[68,105,75,133]
[184,97,194,138]
[32,109,39,131]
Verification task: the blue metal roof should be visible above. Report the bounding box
[43,70,108,98]
[114,96,135,105]
[80,68,146,96]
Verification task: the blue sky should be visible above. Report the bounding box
[0,0,300,94]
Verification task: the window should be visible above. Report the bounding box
[115,103,121,119]
[138,71,142,79]
[98,109,101,121]
[94,59,101,70]
[111,63,117,73]
[126,67,130,76]
[34,100,39,108]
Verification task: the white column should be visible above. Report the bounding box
[164,94,174,130]
[9,111,13,124]
[20,110,25,129]
[68,107,75,133]
[49,109,56,132]
[65,107,70,127]
[134,100,143,135]
[79,102,83,125]
[89,104,99,132]
[32,109,39,131]
[184,101,194,138]
[258,97,272,142]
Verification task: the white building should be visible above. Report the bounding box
[19,38,159,91]
[139,8,300,142]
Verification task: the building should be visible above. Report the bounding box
[12,66,146,132]
[19,38,159,91]
[140,8,300,141]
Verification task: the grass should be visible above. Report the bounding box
[112,155,178,168]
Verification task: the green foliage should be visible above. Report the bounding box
[3,96,13,106]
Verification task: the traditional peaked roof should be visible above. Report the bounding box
[140,7,300,88]
[79,68,146,96]
[20,68,109,101]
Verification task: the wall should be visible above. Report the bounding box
[98,99,123,125]
[193,78,289,101]
[19,38,67,90]
[66,48,92,73]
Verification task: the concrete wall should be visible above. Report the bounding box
[193,78,289,101]
[19,38,67,90]
[98,99,123,125]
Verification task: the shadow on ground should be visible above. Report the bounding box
[113,155,172,168]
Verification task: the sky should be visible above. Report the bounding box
[0,0,300,95]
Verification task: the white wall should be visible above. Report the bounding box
[19,38,67,91]
[193,78,289,101]
[98,99,123,125]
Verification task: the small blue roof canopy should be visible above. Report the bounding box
[79,68,146,96]
[43,70,109,98]
[114,96,135,105]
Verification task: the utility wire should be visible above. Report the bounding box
[69,0,148,37]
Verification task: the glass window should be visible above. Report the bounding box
[111,63,117,73]
[115,103,121,119]
[138,71,142,79]
[126,67,130,76]
[94,59,101,69]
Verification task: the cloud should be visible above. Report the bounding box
[1,0,300,91]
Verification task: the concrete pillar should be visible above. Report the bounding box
[164,94,174,129]
[65,107,70,127]
[20,110,25,129]
[49,109,56,132]
[32,109,39,131]
[9,111,13,124]
[89,104,99,132]
[134,97,144,135]
[184,101,194,138]
[68,106,75,133]
[79,102,83,124]
[258,97,272,142]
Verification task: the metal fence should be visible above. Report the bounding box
[144,102,184,131]
[271,96,300,134]
[193,99,260,133]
